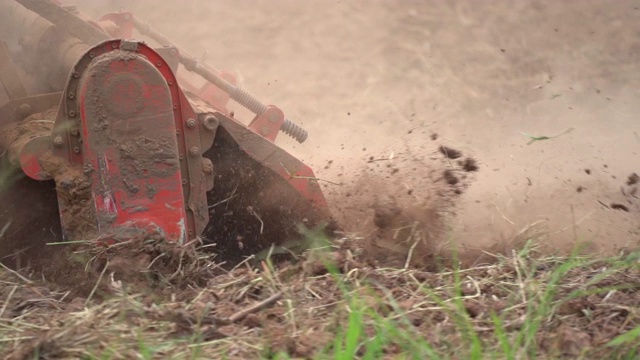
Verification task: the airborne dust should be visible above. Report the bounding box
[20,0,640,263]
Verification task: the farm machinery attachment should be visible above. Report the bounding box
[0,0,331,265]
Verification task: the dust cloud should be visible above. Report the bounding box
[68,0,640,257]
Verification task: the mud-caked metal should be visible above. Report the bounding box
[0,0,331,262]
[14,40,215,243]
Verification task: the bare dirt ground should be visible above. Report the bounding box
[1,0,640,358]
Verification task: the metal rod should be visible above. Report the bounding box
[0,0,91,90]
[14,0,108,46]
[5,0,309,142]
[132,16,263,112]
[132,16,308,143]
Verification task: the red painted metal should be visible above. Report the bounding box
[94,12,236,114]
[86,13,328,208]
[6,1,331,249]
[64,40,192,243]
[14,39,329,246]
[1,1,332,258]
[13,40,218,243]
[97,12,135,39]
[191,70,237,113]
[248,106,286,143]
[213,115,329,212]
[12,39,329,246]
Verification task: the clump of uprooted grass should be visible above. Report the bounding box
[0,235,639,359]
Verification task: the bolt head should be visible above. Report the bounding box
[268,112,280,123]
[19,103,32,117]
[119,40,139,52]
[203,116,218,131]
[202,159,213,174]
[186,118,196,128]
[53,136,64,147]
[189,147,200,157]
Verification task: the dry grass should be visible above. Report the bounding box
[0,235,639,359]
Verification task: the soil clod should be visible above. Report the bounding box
[372,196,402,229]
[443,169,460,185]
[610,203,630,212]
[439,145,462,159]
[460,157,479,172]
